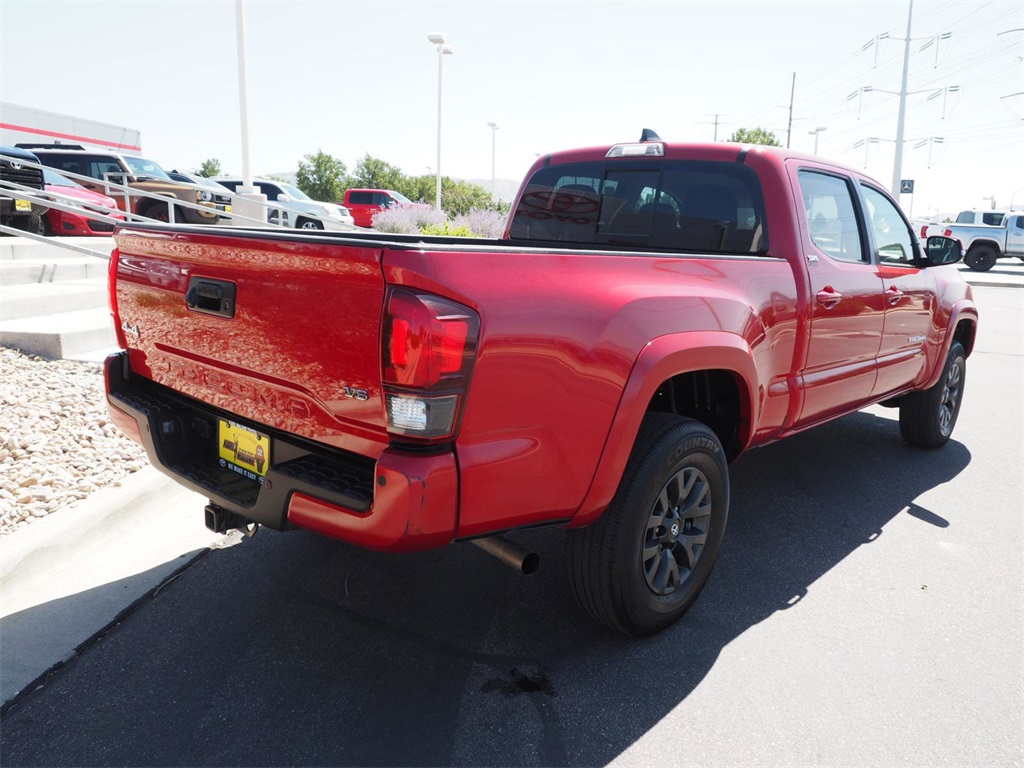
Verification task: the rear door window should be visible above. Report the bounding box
[508,160,767,254]
[798,171,866,263]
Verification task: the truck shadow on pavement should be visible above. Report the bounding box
[0,410,971,767]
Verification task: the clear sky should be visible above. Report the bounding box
[2,0,1021,216]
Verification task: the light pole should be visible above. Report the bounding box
[487,122,499,197]
[428,34,453,212]
[808,126,827,154]
[230,0,266,224]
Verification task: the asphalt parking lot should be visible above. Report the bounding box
[0,285,1021,767]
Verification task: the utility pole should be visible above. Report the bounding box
[786,72,796,148]
[891,0,914,197]
[699,114,732,142]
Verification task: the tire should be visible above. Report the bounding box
[899,341,966,448]
[964,245,997,272]
[11,213,44,236]
[297,217,324,230]
[141,202,185,223]
[565,413,729,636]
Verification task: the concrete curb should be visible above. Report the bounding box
[0,465,229,707]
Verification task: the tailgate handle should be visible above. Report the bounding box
[185,278,237,318]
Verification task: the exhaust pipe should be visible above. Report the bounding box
[471,536,540,575]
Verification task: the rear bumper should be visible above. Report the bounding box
[104,352,458,552]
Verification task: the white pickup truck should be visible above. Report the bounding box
[926,211,1024,271]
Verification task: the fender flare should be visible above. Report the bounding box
[569,331,759,527]
[923,299,978,389]
[965,239,1002,254]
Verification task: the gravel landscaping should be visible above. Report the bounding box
[0,346,147,535]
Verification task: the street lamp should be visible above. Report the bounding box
[428,34,454,211]
[808,126,827,154]
[487,122,499,196]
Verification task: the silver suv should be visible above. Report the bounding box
[215,178,356,230]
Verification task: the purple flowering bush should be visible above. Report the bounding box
[372,205,507,238]
[372,205,447,234]
[451,209,508,239]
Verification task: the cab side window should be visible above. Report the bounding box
[798,171,865,262]
[85,157,125,181]
[860,184,914,265]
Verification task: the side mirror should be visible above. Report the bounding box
[924,235,964,266]
[276,193,290,202]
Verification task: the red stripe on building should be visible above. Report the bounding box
[0,122,141,152]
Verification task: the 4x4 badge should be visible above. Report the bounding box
[121,321,140,338]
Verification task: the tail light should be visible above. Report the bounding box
[382,288,480,441]
[108,247,127,349]
[944,228,952,237]
[920,225,928,238]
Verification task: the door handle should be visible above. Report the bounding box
[816,288,843,310]
[885,286,905,305]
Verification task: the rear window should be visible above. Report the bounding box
[347,191,373,205]
[508,160,767,254]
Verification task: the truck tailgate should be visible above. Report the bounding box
[112,228,389,458]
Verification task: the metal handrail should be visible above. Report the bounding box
[2,155,353,229]
[0,177,271,229]
[0,179,142,224]
[0,158,273,226]
[0,221,111,259]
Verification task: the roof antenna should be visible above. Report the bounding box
[639,128,662,142]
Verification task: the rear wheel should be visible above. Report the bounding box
[899,341,966,448]
[565,413,729,635]
[964,245,997,272]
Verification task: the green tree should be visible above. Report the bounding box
[398,174,436,205]
[197,158,221,178]
[438,178,498,217]
[350,155,406,191]
[296,150,348,202]
[727,127,782,147]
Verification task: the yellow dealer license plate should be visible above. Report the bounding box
[14,199,31,212]
[218,419,270,482]
[224,205,232,212]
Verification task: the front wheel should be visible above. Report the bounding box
[964,245,997,272]
[11,213,44,236]
[899,341,966,448]
[565,413,729,636]
[297,217,324,230]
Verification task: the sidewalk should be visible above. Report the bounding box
[0,466,228,709]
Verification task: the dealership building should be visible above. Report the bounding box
[0,102,141,155]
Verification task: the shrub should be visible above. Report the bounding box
[421,223,476,237]
[371,205,447,234]
[451,208,507,239]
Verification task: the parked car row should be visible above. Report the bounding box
[1,142,434,237]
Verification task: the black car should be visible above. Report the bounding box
[0,146,48,235]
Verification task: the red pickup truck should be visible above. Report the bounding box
[342,188,428,228]
[105,134,976,635]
